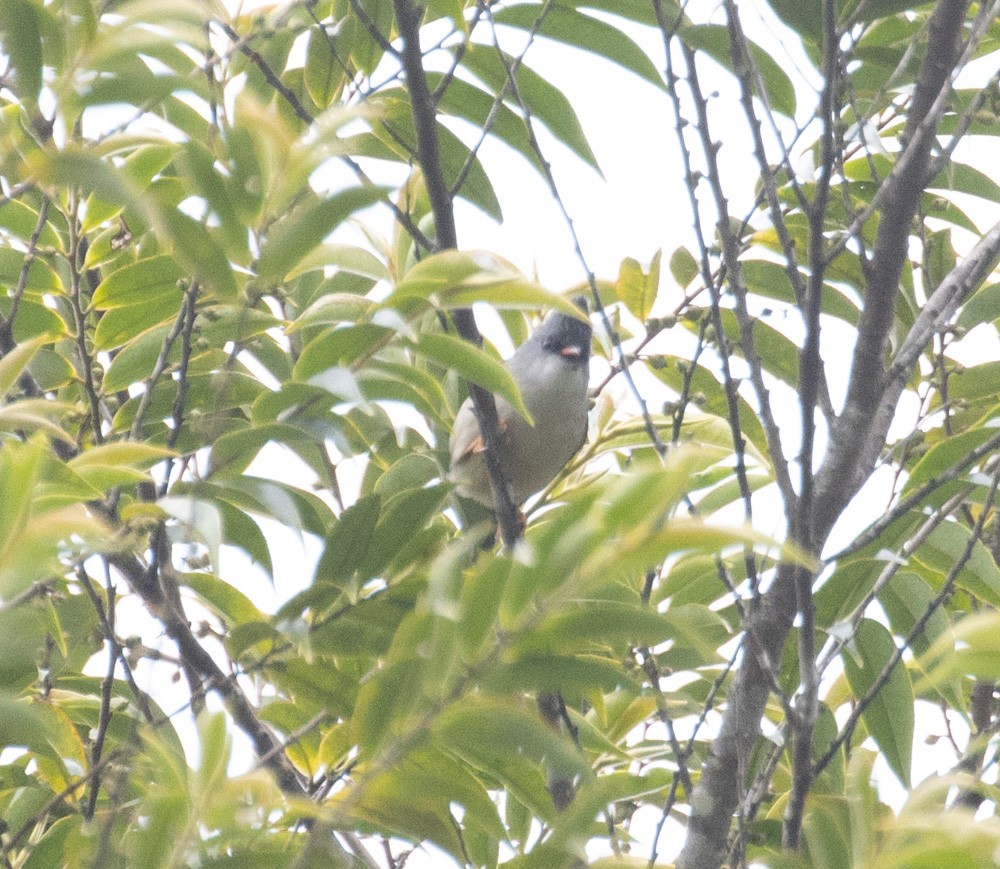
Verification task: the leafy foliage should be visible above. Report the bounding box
[1,1,1000,868]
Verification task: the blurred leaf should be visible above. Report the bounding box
[413,332,532,423]
[0,199,61,248]
[314,494,380,589]
[880,572,963,709]
[0,335,50,399]
[958,282,1000,329]
[256,186,389,283]
[916,610,1000,693]
[0,0,43,104]
[388,249,586,319]
[158,496,224,572]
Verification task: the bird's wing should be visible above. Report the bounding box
[451,402,510,463]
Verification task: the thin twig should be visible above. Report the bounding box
[486,4,668,461]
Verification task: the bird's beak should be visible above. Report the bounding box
[560,345,583,359]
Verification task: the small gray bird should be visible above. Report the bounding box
[449,311,592,508]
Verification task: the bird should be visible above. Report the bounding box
[448,310,592,509]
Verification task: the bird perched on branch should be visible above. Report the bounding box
[449,310,592,509]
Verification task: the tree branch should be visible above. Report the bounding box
[106,549,308,797]
[783,0,837,847]
[815,218,1000,543]
[814,463,1000,776]
[390,0,522,546]
[813,0,971,531]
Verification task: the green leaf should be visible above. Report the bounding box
[646,356,771,463]
[93,287,184,350]
[924,229,956,294]
[0,335,50,399]
[483,653,633,693]
[176,141,248,258]
[460,45,599,173]
[614,252,660,321]
[286,243,389,282]
[0,199,61,249]
[527,601,681,652]
[432,120,503,221]
[21,815,79,869]
[158,496,223,572]
[29,150,150,222]
[434,699,588,783]
[902,428,998,498]
[373,453,440,499]
[669,246,698,288]
[915,611,1000,698]
[101,323,173,393]
[841,618,913,787]
[212,498,273,576]
[0,248,62,292]
[92,255,184,309]
[352,656,425,751]
[28,349,73,391]
[294,323,394,380]
[0,295,65,341]
[492,5,665,91]
[184,572,264,625]
[767,0,931,43]
[358,486,449,581]
[944,360,1000,403]
[256,186,389,283]
[83,142,179,231]
[742,259,860,325]
[916,521,1000,609]
[879,572,963,709]
[158,208,239,301]
[287,293,375,333]
[415,331,532,422]
[928,159,1000,205]
[430,73,543,173]
[314,494,381,589]
[344,754,470,862]
[304,26,344,109]
[713,308,801,390]
[388,249,585,318]
[69,442,175,472]
[206,423,305,478]
[0,0,43,104]
[0,440,42,577]
[958,282,1000,329]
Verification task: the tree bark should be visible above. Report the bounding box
[679,3,973,865]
